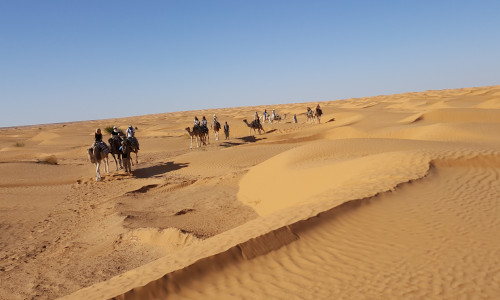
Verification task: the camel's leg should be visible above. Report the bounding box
[111,154,119,171]
[135,151,138,165]
[96,162,101,181]
[104,157,110,174]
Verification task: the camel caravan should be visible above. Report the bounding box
[88,105,327,180]
[185,106,326,149]
[88,126,140,181]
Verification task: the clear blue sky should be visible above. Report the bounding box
[1,0,499,127]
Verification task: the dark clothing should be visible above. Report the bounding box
[95,133,102,142]
[111,131,123,142]
[224,124,229,139]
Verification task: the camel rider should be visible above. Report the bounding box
[201,116,209,135]
[254,111,260,124]
[272,110,276,119]
[263,109,268,121]
[126,125,140,150]
[93,128,107,151]
[194,117,200,129]
[126,125,135,138]
[95,128,103,143]
[213,114,218,123]
[111,126,122,141]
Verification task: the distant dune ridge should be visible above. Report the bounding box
[1,85,500,299]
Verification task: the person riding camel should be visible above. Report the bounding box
[93,128,107,151]
[254,111,260,125]
[126,125,139,150]
[201,116,209,134]
[263,109,268,122]
[126,125,135,138]
[111,126,122,142]
[194,116,200,128]
[213,114,218,123]
[95,128,103,143]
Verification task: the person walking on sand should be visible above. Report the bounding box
[224,121,230,139]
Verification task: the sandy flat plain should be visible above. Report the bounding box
[1,85,500,299]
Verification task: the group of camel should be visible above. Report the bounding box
[185,120,225,149]
[88,106,325,180]
[260,113,286,124]
[186,107,324,149]
[307,107,323,123]
[87,136,139,181]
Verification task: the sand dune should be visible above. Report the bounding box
[1,85,500,299]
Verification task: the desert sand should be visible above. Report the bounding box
[1,85,500,299]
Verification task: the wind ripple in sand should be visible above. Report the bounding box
[118,157,500,300]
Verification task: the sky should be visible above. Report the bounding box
[1,0,499,127]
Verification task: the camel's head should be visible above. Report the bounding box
[243,119,247,123]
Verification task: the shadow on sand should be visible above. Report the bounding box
[133,161,189,178]
[219,136,267,148]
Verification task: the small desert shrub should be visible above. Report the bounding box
[40,155,58,165]
[14,141,25,147]
[104,126,116,134]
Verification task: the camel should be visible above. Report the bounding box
[185,126,206,149]
[211,120,221,141]
[126,137,139,165]
[307,107,315,123]
[88,142,110,181]
[269,113,286,124]
[243,119,265,136]
[108,136,123,171]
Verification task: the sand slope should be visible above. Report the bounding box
[1,85,500,299]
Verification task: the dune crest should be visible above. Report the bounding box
[238,142,430,215]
